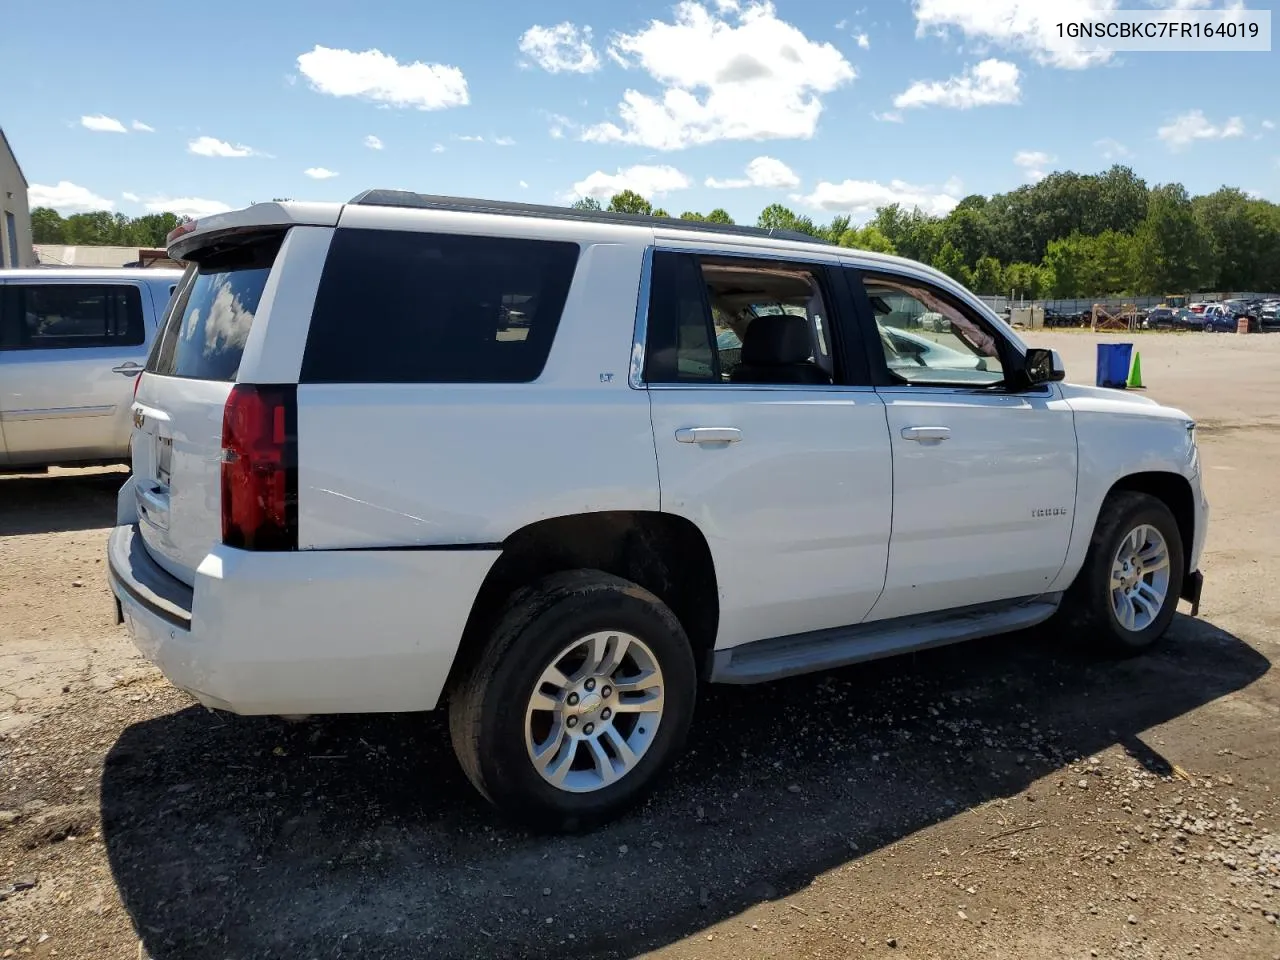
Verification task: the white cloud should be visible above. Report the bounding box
[188,136,261,158]
[1262,120,1276,131]
[798,177,962,219]
[581,0,855,150]
[144,196,233,219]
[1157,110,1245,151]
[518,22,601,73]
[893,59,1020,110]
[494,136,516,146]
[856,32,870,49]
[1013,149,1054,182]
[519,180,529,189]
[912,0,1116,69]
[296,44,469,110]
[572,164,691,200]
[456,134,485,143]
[81,114,127,133]
[364,134,384,150]
[29,181,114,213]
[131,120,155,132]
[122,191,141,202]
[304,167,339,179]
[706,155,800,189]
[1095,137,1132,160]
[432,143,446,153]
[872,110,903,123]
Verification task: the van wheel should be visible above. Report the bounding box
[448,570,696,832]
[1060,491,1184,654]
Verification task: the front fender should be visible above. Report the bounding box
[1048,393,1203,593]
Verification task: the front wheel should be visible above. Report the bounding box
[448,570,697,832]
[1059,491,1185,654]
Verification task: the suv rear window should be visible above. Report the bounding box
[301,228,580,384]
[148,232,283,381]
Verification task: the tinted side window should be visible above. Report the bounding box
[0,284,143,350]
[301,229,580,384]
[857,272,1006,387]
[149,233,282,381]
[644,252,836,386]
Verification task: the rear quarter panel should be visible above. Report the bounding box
[294,231,659,548]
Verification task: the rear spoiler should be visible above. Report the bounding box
[166,202,342,261]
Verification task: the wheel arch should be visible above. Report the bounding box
[1107,471,1195,577]
[445,511,720,697]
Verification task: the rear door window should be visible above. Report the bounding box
[148,233,283,381]
[0,284,144,350]
[301,228,580,384]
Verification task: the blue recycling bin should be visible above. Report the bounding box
[1096,342,1133,389]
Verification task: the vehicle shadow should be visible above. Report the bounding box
[100,614,1269,960]
[0,468,127,536]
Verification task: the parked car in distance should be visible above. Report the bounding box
[108,193,1208,831]
[0,268,182,471]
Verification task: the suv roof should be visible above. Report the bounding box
[347,189,830,245]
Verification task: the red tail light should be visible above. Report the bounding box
[221,384,298,551]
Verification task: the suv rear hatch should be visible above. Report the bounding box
[132,228,290,585]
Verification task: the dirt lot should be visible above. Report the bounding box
[2,331,1279,960]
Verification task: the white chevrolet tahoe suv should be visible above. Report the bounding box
[108,192,1208,831]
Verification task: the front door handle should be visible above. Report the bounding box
[112,362,143,376]
[675,427,742,444]
[901,425,951,442]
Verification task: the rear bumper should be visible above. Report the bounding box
[107,523,500,715]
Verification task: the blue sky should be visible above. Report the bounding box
[1,0,1276,223]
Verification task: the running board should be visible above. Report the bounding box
[709,594,1063,685]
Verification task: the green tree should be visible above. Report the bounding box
[822,215,851,244]
[1005,261,1048,300]
[128,212,183,246]
[932,241,971,285]
[836,225,896,254]
[1132,184,1210,293]
[705,208,734,225]
[570,196,602,211]
[651,207,670,218]
[970,256,1005,295]
[607,190,653,215]
[31,207,66,243]
[756,203,819,236]
[678,211,706,221]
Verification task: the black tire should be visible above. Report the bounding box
[1059,491,1185,654]
[448,569,697,832]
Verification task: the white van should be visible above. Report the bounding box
[0,268,181,470]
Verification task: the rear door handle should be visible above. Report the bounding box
[112,362,143,376]
[901,426,951,442]
[675,427,742,444]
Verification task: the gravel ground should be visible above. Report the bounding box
[1,330,1278,960]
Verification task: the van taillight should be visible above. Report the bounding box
[221,384,298,551]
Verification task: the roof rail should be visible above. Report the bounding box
[346,189,831,246]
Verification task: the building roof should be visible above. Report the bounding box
[33,245,183,269]
[0,127,28,188]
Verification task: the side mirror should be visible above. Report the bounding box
[1024,347,1066,384]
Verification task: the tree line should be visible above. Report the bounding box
[31,208,185,248]
[577,166,1280,298]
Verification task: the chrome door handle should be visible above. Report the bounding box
[675,427,742,444]
[112,363,143,376]
[901,426,951,442]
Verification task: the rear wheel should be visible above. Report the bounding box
[449,570,696,832]
[1059,491,1184,654]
